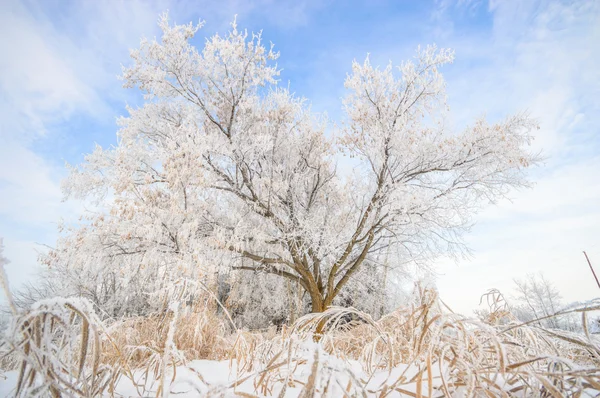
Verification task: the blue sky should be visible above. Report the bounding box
[0,0,598,313]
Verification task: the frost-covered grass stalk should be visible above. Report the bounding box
[0,238,17,316]
[159,302,179,398]
[0,297,120,397]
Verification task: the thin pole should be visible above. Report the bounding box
[583,251,600,290]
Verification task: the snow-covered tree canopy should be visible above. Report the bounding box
[52,15,539,315]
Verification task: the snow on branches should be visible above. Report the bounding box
[51,14,539,320]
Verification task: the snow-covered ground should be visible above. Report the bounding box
[0,357,443,397]
[2,354,599,397]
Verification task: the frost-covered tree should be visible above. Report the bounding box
[47,14,539,318]
[512,273,579,331]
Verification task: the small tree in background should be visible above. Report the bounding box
[46,14,539,320]
[512,273,579,331]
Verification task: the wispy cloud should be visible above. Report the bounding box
[433,0,600,313]
[0,0,169,288]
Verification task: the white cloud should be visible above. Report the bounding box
[0,0,167,290]
[0,1,101,138]
[480,157,600,221]
[0,139,63,225]
[435,0,600,313]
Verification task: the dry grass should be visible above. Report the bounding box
[1,284,600,397]
[101,304,230,367]
[1,298,119,397]
[287,287,600,396]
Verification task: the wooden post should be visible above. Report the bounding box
[584,251,600,290]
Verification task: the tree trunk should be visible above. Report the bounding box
[311,297,325,313]
[310,292,328,341]
[306,279,325,313]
